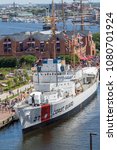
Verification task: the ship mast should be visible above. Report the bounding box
[73,0,90,31]
[72,0,90,68]
[51,0,56,59]
[71,0,85,71]
[51,0,58,87]
[62,0,65,32]
[80,0,84,31]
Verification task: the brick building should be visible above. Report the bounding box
[0,30,96,59]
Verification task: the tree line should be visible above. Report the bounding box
[0,55,36,68]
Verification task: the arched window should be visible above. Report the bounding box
[4,38,7,42]
[4,38,11,42]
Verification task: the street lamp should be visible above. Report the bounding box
[90,132,97,150]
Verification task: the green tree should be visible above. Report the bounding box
[59,54,79,64]
[31,8,45,16]
[92,32,100,50]
[0,57,17,68]
[19,55,36,67]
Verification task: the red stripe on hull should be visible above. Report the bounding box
[41,104,50,122]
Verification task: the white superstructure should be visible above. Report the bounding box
[14,58,99,132]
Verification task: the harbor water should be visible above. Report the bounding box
[0,86,100,150]
[0,21,99,35]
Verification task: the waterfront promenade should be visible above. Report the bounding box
[0,82,33,101]
[0,82,33,129]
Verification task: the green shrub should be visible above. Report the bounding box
[59,54,79,64]
[0,57,17,68]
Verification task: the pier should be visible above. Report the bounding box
[0,110,15,129]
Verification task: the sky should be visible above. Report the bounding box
[0,0,100,4]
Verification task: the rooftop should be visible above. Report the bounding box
[0,30,91,41]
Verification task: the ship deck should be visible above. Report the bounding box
[16,79,97,110]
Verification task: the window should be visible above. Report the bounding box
[28,38,31,41]
[32,43,35,48]
[4,44,7,52]
[27,43,31,47]
[92,50,95,55]
[32,38,35,41]
[8,43,11,48]
[56,43,60,52]
[4,38,11,43]
[3,38,12,53]
[19,42,24,51]
[56,38,60,52]
[27,38,35,48]
[56,37,59,41]
[4,39,7,42]
[78,38,80,43]
[40,42,45,52]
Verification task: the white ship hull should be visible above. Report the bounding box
[17,80,98,133]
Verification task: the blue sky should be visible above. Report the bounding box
[0,0,100,4]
